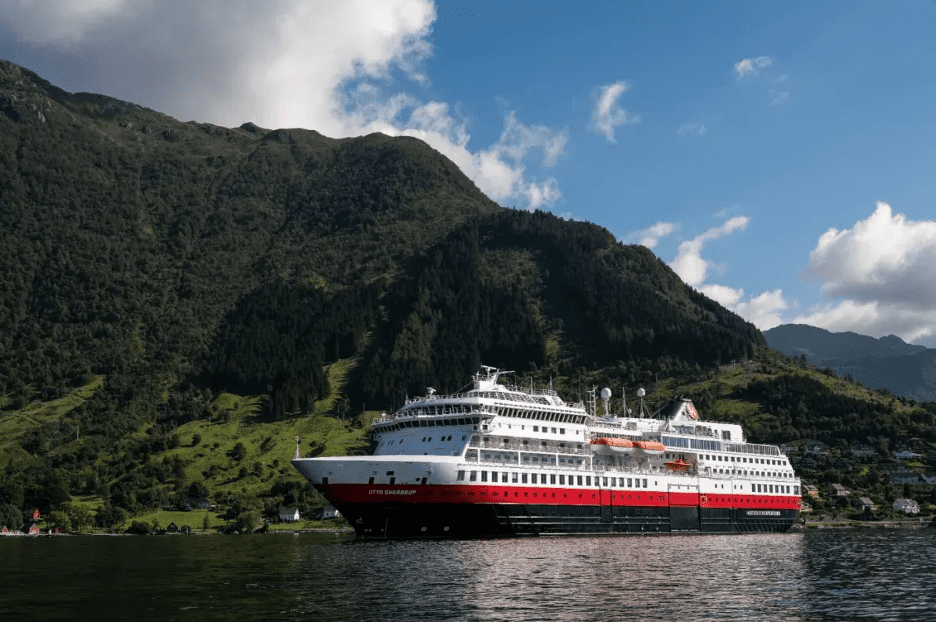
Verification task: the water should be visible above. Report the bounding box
[2,529,934,621]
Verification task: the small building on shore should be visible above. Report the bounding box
[278,505,300,522]
[893,498,920,515]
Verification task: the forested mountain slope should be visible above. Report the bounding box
[9,59,930,526]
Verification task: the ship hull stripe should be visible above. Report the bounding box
[319,483,800,510]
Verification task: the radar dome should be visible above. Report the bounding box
[600,387,612,399]
[637,388,646,397]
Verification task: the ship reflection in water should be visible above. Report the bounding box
[4,529,935,621]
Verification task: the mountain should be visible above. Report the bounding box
[765,324,936,402]
[0,59,769,520]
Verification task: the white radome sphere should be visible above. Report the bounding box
[600,387,612,399]
[637,388,646,397]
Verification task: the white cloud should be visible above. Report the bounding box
[622,222,677,249]
[734,56,772,79]
[2,0,133,43]
[678,123,707,137]
[733,289,788,331]
[796,202,936,343]
[770,91,790,106]
[700,284,744,307]
[671,216,749,287]
[668,215,790,330]
[588,81,638,142]
[0,0,566,209]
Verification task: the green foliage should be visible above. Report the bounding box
[126,520,152,535]
[49,510,71,532]
[236,509,262,532]
[0,503,24,530]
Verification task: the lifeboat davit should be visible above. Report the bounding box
[589,437,634,455]
[631,440,665,455]
[665,459,692,472]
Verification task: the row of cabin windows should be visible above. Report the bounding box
[384,435,467,445]
[457,470,650,489]
[713,468,794,481]
[496,406,582,424]
[704,454,787,467]
[531,425,565,434]
[753,484,794,495]
[382,416,483,432]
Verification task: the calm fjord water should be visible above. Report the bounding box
[2,529,934,621]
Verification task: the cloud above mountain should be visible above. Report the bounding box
[796,202,936,343]
[0,0,564,208]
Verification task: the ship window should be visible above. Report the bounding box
[627,478,633,487]
[512,472,518,483]
[794,486,800,495]
[481,471,488,482]
[533,426,539,432]
[470,471,477,482]
[522,473,528,484]
[577,476,583,486]
[457,471,465,481]
[619,478,625,487]
[552,428,557,433]
[560,428,565,434]
[603,477,608,487]
[642,479,648,488]
[586,476,592,486]
[368,477,375,485]
[551,474,556,484]
[502,473,508,483]
[389,477,395,484]
[559,474,565,485]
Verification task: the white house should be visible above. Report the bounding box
[322,505,341,519]
[805,440,829,455]
[278,505,300,522]
[893,498,920,515]
[894,450,922,461]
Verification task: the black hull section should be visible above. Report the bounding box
[333,500,798,540]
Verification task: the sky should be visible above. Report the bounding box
[2,0,936,347]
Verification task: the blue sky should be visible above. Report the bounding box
[3,1,936,346]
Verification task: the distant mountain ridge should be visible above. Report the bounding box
[765,324,936,402]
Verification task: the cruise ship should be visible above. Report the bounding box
[292,367,801,538]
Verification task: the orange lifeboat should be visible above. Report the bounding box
[631,440,665,455]
[589,437,634,455]
[665,459,692,472]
